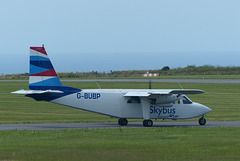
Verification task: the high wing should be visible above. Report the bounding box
[11,89,63,94]
[123,89,204,97]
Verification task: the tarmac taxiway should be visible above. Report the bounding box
[0,121,239,131]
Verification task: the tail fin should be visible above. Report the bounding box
[29,45,62,90]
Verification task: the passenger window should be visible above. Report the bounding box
[182,96,192,104]
[127,97,141,103]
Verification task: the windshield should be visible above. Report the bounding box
[182,95,192,104]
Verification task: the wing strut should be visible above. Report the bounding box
[140,98,150,120]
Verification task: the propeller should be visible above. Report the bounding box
[149,80,152,89]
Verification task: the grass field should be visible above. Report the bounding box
[0,127,239,161]
[1,81,240,160]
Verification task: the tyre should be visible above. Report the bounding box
[143,119,153,127]
[198,117,206,125]
[118,118,128,126]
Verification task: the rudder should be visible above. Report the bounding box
[29,45,62,90]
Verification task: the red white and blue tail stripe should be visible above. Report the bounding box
[29,45,62,90]
[12,45,80,101]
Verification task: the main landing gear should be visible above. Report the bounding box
[143,119,153,127]
[198,116,206,125]
[118,118,128,126]
[118,118,154,127]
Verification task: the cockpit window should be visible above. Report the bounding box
[182,96,192,104]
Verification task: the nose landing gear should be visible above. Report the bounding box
[198,116,206,125]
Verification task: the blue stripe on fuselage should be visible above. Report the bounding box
[29,85,79,91]
[26,88,81,101]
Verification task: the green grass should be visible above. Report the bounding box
[0,127,239,161]
[0,81,240,123]
[1,82,240,161]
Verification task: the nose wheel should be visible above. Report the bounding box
[198,116,206,125]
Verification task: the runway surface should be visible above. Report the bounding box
[2,79,240,83]
[0,121,239,131]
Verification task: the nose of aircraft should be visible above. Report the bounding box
[202,105,212,114]
[193,102,212,116]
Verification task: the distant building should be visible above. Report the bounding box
[142,71,159,77]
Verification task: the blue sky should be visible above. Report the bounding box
[1,0,240,74]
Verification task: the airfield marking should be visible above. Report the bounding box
[1,79,240,83]
[0,121,239,131]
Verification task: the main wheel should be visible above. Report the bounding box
[198,117,206,125]
[118,118,128,126]
[143,119,153,127]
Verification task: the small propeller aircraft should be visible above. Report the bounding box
[12,45,212,127]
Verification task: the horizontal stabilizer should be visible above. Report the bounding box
[11,89,63,94]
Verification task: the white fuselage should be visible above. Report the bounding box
[50,89,211,120]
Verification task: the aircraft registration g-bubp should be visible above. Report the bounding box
[12,45,212,127]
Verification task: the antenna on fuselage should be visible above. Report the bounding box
[96,81,101,89]
[178,82,183,89]
[177,82,184,99]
